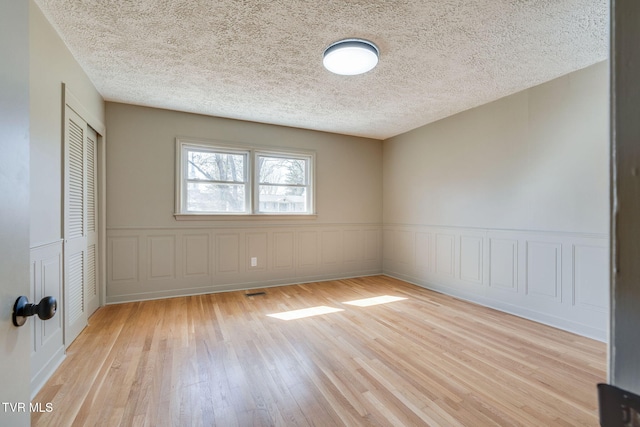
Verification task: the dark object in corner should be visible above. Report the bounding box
[599,383,640,427]
[245,291,266,297]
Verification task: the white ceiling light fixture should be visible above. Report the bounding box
[323,39,379,76]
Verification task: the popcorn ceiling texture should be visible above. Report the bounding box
[35,0,608,139]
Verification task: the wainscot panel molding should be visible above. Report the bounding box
[106,224,382,303]
[383,225,609,341]
[30,240,65,398]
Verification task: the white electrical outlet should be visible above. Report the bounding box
[251,257,258,267]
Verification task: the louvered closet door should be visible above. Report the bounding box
[85,126,99,316]
[64,105,97,346]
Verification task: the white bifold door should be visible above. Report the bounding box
[64,104,100,347]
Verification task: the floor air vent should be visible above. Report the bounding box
[245,291,266,297]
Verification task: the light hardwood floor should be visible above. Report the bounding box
[32,275,606,426]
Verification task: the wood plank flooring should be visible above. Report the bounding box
[32,276,606,426]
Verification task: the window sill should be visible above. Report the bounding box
[174,213,318,221]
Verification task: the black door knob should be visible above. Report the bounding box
[12,296,57,327]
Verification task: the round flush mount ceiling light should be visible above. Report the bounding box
[323,39,379,76]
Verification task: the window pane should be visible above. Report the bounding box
[258,185,307,213]
[187,150,245,182]
[187,182,246,212]
[258,156,306,185]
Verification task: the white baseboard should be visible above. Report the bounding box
[106,270,382,304]
[385,271,606,342]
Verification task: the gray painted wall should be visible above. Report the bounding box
[106,103,382,228]
[384,61,609,234]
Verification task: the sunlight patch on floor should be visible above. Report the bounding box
[267,306,344,320]
[343,295,407,307]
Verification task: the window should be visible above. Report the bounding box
[256,153,311,214]
[176,139,314,216]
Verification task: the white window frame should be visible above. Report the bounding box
[177,142,250,214]
[254,150,314,215]
[175,138,316,219]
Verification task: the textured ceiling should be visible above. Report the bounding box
[35,0,608,140]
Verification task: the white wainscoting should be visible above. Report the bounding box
[106,224,382,303]
[30,240,65,398]
[383,225,609,341]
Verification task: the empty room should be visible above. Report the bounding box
[3,0,639,426]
